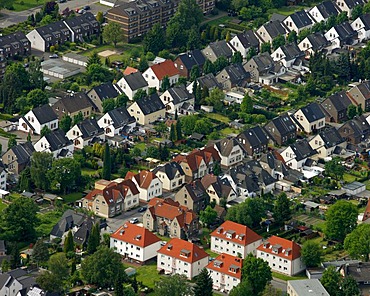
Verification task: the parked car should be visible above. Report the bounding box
[58,0,66,3]
[49,54,59,59]
[129,218,139,224]
[83,5,90,10]
[78,9,85,14]
[138,207,147,213]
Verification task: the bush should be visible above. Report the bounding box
[91,39,100,46]
[50,45,55,53]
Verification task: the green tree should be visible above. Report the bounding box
[324,157,345,180]
[214,56,229,72]
[7,136,16,150]
[96,11,104,24]
[28,60,43,90]
[231,51,243,64]
[48,158,81,194]
[180,115,198,135]
[155,274,192,296]
[86,64,114,84]
[115,268,125,296]
[102,98,116,113]
[187,26,201,50]
[73,111,84,125]
[170,124,176,141]
[32,239,49,265]
[325,200,358,242]
[161,75,170,91]
[231,0,249,10]
[194,118,213,134]
[10,243,21,269]
[301,240,322,267]
[287,31,297,43]
[272,35,285,50]
[30,152,53,190]
[261,42,271,53]
[347,104,357,119]
[138,56,149,72]
[337,11,349,23]
[200,205,218,228]
[102,143,111,180]
[229,280,253,296]
[133,88,147,101]
[205,88,224,112]
[193,268,213,296]
[246,47,257,60]
[81,246,125,288]
[19,166,32,191]
[1,259,10,272]
[273,192,292,225]
[40,126,51,138]
[103,22,124,47]
[116,93,129,108]
[242,253,272,295]
[342,276,360,296]
[321,266,342,296]
[144,23,166,54]
[226,198,266,227]
[357,104,363,116]
[190,65,200,82]
[27,89,48,107]
[203,59,215,74]
[86,51,102,69]
[175,121,182,140]
[344,223,370,262]
[240,93,253,114]
[60,114,72,133]
[87,223,100,254]
[64,230,75,253]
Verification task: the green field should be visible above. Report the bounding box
[62,192,84,204]
[134,262,164,289]
[272,271,307,281]
[81,44,144,63]
[0,200,8,212]
[12,0,42,12]
[205,113,230,124]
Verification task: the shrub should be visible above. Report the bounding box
[49,45,55,53]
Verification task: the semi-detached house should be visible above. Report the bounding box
[125,170,162,201]
[143,59,180,90]
[18,104,58,135]
[127,93,166,125]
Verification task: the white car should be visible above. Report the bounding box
[129,217,139,224]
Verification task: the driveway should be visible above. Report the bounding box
[105,208,145,233]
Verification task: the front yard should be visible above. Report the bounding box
[0,200,8,212]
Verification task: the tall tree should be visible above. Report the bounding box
[87,223,100,254]
[10,243,21,269]
[193,268,213,296]
[344,223,370,262]
[203,59,215,75]
[102,143,111,180]
[64,230,74,253]
[273,192,292,224]
[242,253,272,295]
[347,104,357,119]
[200,205,217,228]
[103,22,124,47]
[40,126,51,138]
[324,157,345,180]
[73,111,84,125]
[240,94,253,114]
[86,51,102,68]
[7,136,16,150]
[175,121,182,140]
[18,166,32,192]
[32,239,49,266]
[26,89,48,107]
[60,114,72,133]
[231,51,243,64]
[341,276,361,296]
[155,274,192,296]
[48,158,81,194]
[102,98,116,113]
[116,93,129,108]
[190,65,200,82]
[169,124,176,142]
[161,76,170,91]
[230,280,253,296]
[301,240,322,267]
[28,60,44,90]
[321,266,342,296]
[114,268,125,296]
[143,23,166,54]
[30,152,53,190]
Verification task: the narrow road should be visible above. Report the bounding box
[271,278,288,293]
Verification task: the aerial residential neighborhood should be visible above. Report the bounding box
[0,0,370,295]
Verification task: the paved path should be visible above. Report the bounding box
[271,277,288,293]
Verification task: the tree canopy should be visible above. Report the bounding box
[103,22,124,47]
[301,240,322,267]
[344,223,370,262]
[242,253,272,295]
[155,274,192,296]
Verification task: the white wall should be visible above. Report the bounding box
[211,236,261,258]
[207,268,241,293]
[26,30,45,51]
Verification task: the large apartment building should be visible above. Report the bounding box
[106,0,214,42]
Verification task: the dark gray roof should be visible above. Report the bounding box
[239,126,269,147]
[56,92,93,114]
[321,90,352,113]
[315,1,339,18]
[183,180,206,202]
[288,10,314,29]
[89,83,121,101]
[298,102,325,122]
[235,30,260,49]
[222,63,251,86]
[265,113,296,137]
[31,104,58,124]
[123,71,148,91]
[214,137,243,157]
[343,0,365,9]
[260,152,289,176]
[167,86,194,105]
[290,139,316,161]
[136,93,165,115]
[8,268,27,279]
[153,162,184,180]
[73,218,93,245]
[11,142,35,165]
[107,107,135,128]
[344,262,370,283]
[35,20,70,41]
[318,127,345,148]
[44,129,72,152]
[176,49,206,70]
[196,73,222,90]
[249,52,274,72]
[358,13,370,30]
[263,20,288,39]
[279,43,304,61]
[333,22,357,41]
[0,31,29,51]
[50,209,86,238]
[0,274,10,289]
[340,115,370,138]
[77,118,104,139]
[208,40,233,59]
[306,32,330,51]
[64,12,99,33]
[270,13,286,22]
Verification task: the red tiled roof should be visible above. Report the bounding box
[206,253,243,279]
[158,238,208,263]
[111,223,161,248]
[150,60,179,81]
[123,66,138,76]
[362,199,370,221]
[256,235,301,261]
[125,170,159,189]
[173,148,220,173]
[211,221,262,246]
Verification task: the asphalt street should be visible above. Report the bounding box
[105,207,145,233]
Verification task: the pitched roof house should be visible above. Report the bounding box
[292,102,326,134]
[202,40,234,63]
[308,1,340,23]
[283,10,315,33]
[97,107,136,138]
[144,197,199,239]
[230,30,260,59]
[157,238,209,279]
[321,90,354,123]
[143,59,180,90]
[348,81,370,111]
[336,0,365,18]
[338,115,370,144]
[271,43,305,69]
[0,32,31,59]
[66,118,105,149]
[298,32,331,57]
[324,21,358,51]
[236,126,269,157]
[211,221,262,257]
[264,113,297,146]
[194,73,223,90]
[211,137,245,167]
[152,162,185,191]
[351,13,370,42]
[309,126,346,158]
[87,82,123,113]
[63,12,100,43]
[110,223,161,263]
[280,139,317,170]
[125,170,162,201]
[18,104,58,135]
[201,174,237,205]
[174,180,207,214]
[215,63,251,90]
[33,129,74,159]
[117,71,148,101]
[2,142,35,176]
[127,93,166,125]
[174,49,206,78]
[160,86,195,115]
[52,92,94,119]
[256,20,289,44]
[50,209,90,240]
[257,236,305,276]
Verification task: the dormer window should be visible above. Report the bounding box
[180,249,190,258]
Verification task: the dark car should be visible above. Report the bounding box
[83,5,90,10]
[138,207,147,213]
[49,54,59,59]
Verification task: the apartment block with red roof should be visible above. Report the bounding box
[211,221,262,258]
[143,197,199,239]
[143,60,180,90]
[256,236,305,276]
[82,178,140,218]
[125,170,162,202]
[110,222,162,263]
[157,238,209,279]
[206,253,243,293]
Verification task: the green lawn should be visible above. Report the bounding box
[62,192,84,204]
[0,200,8,212]
[343,173,357,183]
[205,113,230,124]
[12,0,42,12]
[134,142,146,151]
[220,127,238,136]
[81,43,144,63]
[295,214,325,229]
[134,262,164,289]
[267,5,310,17]
[82,168,98,177]
[36,210,64,237]
[202,15,233,27]
[272,272,307,281]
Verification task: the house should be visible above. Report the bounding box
[2,142,35,176]
[338,115,370,144]
[362,198,370,222]
[87,82,123,113]
[201,174,236,205]
[117,72,148,101]
[33,129,74,158]
[256,236,305,276]
[260,152,291,181]
[324,22,358,51]
[230,30,260,59]
[18,104,58,135]
[283,10,315,34]
[237,125,269,157]
[26,20,71,52]
[97,107,136,138]
[143,59,180,90]
[202,40,233,63]
[351,13,370,42]
[63,12,100,43]
[0,165,7,191]
[52,92,94,120]
[0,269,37,296]
[215,63,251,90]
[144,198,199,239]
[308,1,340,23]
[174,180,207,214]
[256,20,289,44]
[125,170,162,201]
[336,0,365,18]
[264,114,297,146]
[173,147,221,181]
[152,162,185,191]
[243,52,286,85]
[271,43,305,69]
[194,73,223,91]
[0,32,31,59]
[82,179,140,218]
[110,222,161,263]
[321,91,354,123]
[127,93,166,125]
[298,32,331,57]
[66,118,105,149]
[174,49,206,78]
[309,127,346,158]
[211,221,262,257]
[292,102,326,134]
[160,86,195,114]
[211,137,245,168]
[339,262,370,292]
[348,81,370,111]
[206,253,243,293]
[157,238,209,279]
[280,139,317,170]
[287,279,330,296]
